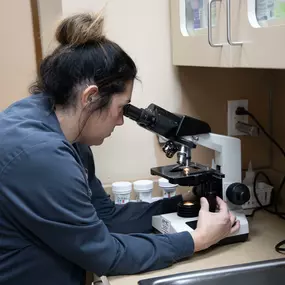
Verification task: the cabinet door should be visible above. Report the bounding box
[230,0,285,69]
[170,0,231,67]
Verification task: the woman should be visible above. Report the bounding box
[0,13,239,285]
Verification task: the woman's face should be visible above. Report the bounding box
[79,81,134,145]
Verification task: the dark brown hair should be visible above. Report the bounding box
[30,12,137,113]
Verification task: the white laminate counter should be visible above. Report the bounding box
[107,211,285,285]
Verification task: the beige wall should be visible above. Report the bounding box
[271,70,285,173]
[38,0,62,56]
[0,0,36,110]
[60,0,189,185]
[269,70,285,206]
[1,0,279,192]
[60,0,272,186]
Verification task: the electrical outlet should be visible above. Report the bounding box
[227,100,248,136]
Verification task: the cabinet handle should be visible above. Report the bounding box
[226,0,242,46]
[208,0,223,47]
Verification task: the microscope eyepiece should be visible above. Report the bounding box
[123,104,142,121]
[123,104,155,127]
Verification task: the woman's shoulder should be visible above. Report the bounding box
[0,96,79,174]
[0,135,80,179]
[0,138,91,209]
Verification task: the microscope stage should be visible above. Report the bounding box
[150,163,224,186]
[152,210,249,245]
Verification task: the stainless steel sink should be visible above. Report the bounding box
[138,258,285,285]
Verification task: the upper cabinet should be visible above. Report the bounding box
[170,0,285,69]
[231,0,285,68]
[170,0,230,67]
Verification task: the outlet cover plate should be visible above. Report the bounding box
[227,99,248,136]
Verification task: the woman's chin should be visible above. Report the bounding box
[94,138,105,146]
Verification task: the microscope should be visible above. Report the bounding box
[123,103,250,245]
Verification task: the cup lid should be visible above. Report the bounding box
[133,180,153,191]
[158,177,178,188]
[112,181,132,192]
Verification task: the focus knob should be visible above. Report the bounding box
[226,183,250,205]
[162,141,178,158]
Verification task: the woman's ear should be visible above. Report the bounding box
[81,85,99,107]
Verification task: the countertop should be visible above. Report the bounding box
[107,211,285,285]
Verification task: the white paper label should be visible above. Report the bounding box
[161,217,171,234]
[115,194,130,204]
[136,192,152,202]
[163,191,176,198]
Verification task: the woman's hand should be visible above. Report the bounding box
[191,196,240,252]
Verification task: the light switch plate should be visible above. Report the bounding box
[227,100,248,136]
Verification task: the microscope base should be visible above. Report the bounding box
[152,210,249,246]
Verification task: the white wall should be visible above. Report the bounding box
[61,0,184,185]
[1,0,272,189]
[0,0,36,110]
[38,0,63,56]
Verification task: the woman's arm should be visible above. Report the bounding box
[73,143,192,234]
[90,176,184,233]
[1,141,195,276]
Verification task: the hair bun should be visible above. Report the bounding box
[55,12,105,46]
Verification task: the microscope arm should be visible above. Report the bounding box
[183,133,242,186]
[183,134,222,153]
